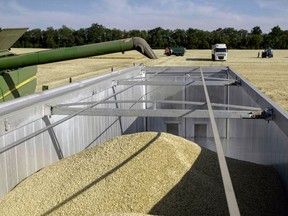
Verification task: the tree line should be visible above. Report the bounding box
[11,23,288,49]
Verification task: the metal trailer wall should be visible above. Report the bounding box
[1,65,288,199]
[146,67,228,139]
[0,66,145,198]
[227,68,288,192]
[144,66,288,193]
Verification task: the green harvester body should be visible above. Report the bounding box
[0,28,157,102]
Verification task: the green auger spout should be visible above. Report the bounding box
[0,28,157,102]
[0,37,157,71]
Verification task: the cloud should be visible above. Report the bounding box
[8,0,29,14]
[86,0,221,30]
[0,0,287,33]
[0,0,92,29]
[255,0,288,12]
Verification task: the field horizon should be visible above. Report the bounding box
[11,48,288,111]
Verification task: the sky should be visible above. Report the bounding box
[1,0,288,33]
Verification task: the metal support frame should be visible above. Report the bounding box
[112,86,124,134]
[116,80,234,86]
[200,67,240,215]
[51,99,261,120]
[0,81,140,154]
[51,107,256,119]
[42,116,64,160]
[0,68,163,154]
[54,100,261,111]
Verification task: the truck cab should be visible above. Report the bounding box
[211,44,227,61]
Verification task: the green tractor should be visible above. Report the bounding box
[0,28,157,103]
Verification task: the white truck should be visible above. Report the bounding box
[211,44,227,61]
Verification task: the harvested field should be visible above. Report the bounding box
[11,48,288,111]
[0,132,287,216]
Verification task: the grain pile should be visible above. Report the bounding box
[0,132,287,216]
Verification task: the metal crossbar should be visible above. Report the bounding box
[116,80,232,86]
[0,70,162,154]
[54,100,261,111]
[51,107,254,119]
[200,67,241,215]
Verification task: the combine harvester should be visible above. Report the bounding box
[0,28,157,102]
[0,29,288,215]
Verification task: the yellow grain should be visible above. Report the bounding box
[0,132,287,215]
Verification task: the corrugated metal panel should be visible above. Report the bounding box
[144,66,288,193]
[0,66,145,198]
